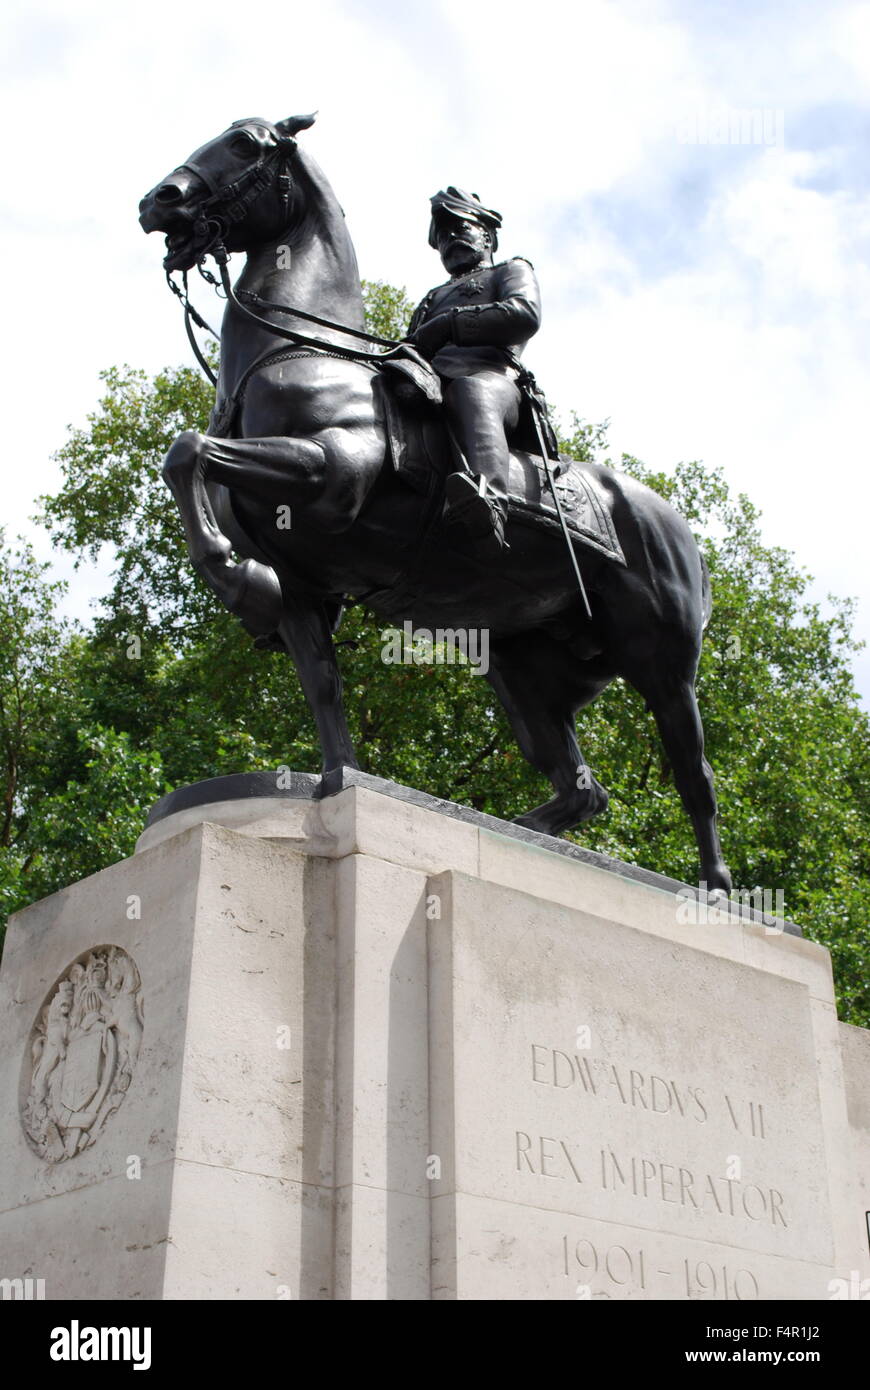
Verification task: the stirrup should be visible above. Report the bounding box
[443,472,509,552]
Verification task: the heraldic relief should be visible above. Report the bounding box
[22,947,144,1163]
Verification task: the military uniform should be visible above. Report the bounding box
[409,256,541,511]
[408,187,542,550]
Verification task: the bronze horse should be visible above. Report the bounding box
[139,114,731,894]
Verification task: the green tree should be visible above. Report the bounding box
[0,538,165,944]
[361,279,415,341]
[1,283,865,1024]
[2,725,164,920]
[0,534,70,854]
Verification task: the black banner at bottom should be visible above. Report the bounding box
[2,1296,865,1374]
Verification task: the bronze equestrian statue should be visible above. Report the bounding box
[138,114,731,895]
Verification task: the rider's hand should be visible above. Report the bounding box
[412,313,452,360]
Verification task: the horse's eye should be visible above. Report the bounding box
[230,134,255,156]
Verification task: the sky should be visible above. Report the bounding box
[3,0,870,699]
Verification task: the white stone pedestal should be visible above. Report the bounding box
[1,775,867,1300]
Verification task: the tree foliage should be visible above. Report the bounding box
[1,283,867,1025]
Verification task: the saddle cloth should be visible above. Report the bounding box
[379,382,626,568]
[506,453,626,566]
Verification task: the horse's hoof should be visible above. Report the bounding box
[514,781,609,836]
[318,762,362,798]
[236,560,284,631]
[702,865,733,897]
[202,558,284,634]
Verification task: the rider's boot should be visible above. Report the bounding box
[443,472,509,555]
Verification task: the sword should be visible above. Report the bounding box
[528,397,592,620]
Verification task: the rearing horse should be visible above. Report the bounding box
[139,113,731,894]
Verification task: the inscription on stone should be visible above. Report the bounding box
[559,1228,761,1300]
[505,1037,797,1278]
[530,1044,767,1136]
[515,1132,787,1225]
[429,872,836,1299]
[512,1038,791,1298]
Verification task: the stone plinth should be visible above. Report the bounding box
[0,773,866,1300]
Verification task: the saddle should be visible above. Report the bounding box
[376,366,626,568]
[380,346,558,457]
[209,340,626,570]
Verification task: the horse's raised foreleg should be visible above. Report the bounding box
[487,631,613,836]
[162,426,381,633]
[162,430,285,634]
[162,429,364,782]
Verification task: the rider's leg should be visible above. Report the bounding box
[442,373,520,547]
[443,372,520,505]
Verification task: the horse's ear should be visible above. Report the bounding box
[276,113,317,137]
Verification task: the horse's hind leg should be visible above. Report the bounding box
[633,670,731,894]
[487,631,612,836]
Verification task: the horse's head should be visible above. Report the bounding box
[139,114,316,271]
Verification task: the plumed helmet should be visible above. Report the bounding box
[428,187,502,252]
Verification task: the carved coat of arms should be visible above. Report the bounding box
[22,947,144,1163]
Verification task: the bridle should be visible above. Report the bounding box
[164,122,401,385]
[179,120,299,265]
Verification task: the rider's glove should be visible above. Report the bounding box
[411,312,453,359]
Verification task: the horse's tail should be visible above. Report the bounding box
[699,550,713,633]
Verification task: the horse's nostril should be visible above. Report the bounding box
[156,185,184,205]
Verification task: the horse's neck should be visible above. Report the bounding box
[233,149,365,339]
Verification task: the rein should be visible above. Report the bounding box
[235,289,398,349]
[166,270,221,386]
[213,245,402,364]
[167,244,404,385]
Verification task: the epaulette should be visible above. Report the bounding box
[508,256,535,269]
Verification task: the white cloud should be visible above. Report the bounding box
[3,0,870,698]
[829,2,870,84]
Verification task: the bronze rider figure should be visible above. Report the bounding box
[408,187,542,554]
